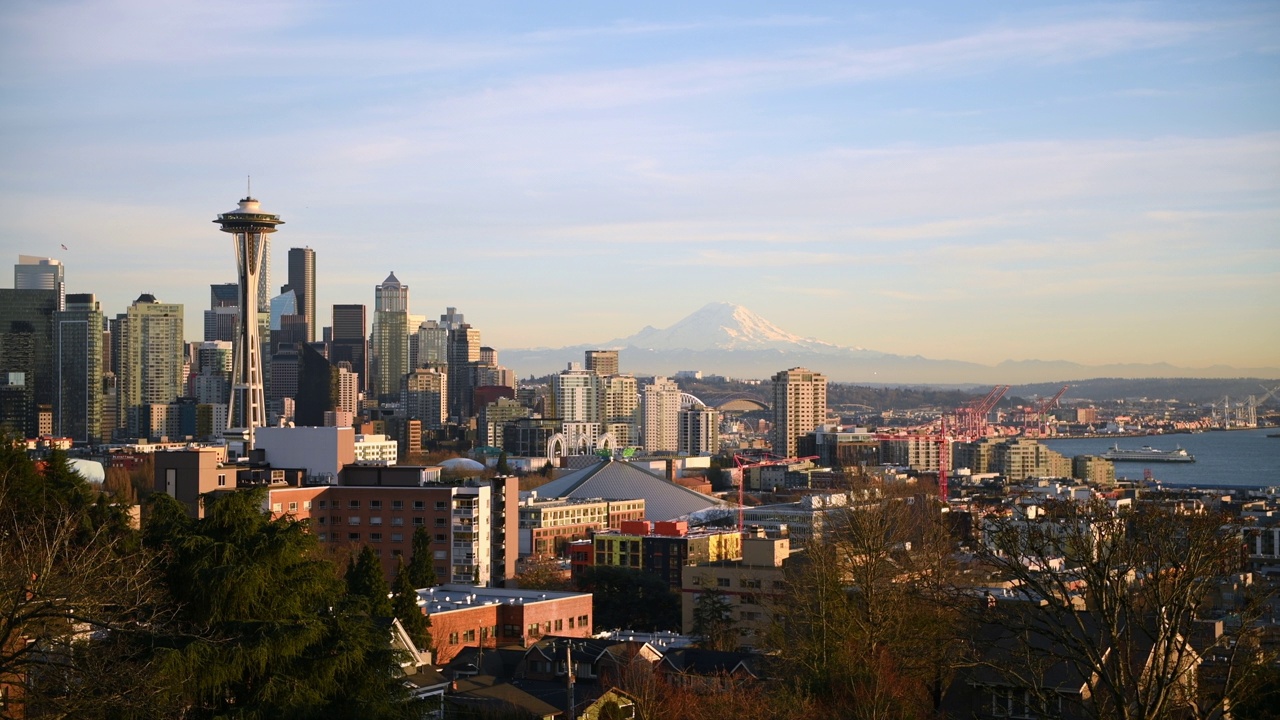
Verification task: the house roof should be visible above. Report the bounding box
[534,459,726,521]
[449,676,563,718]
[658,648,764,678]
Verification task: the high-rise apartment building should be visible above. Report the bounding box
[0,288,57,437]
[678,403,719,456]
[331,304,367,394]
[401,367,447,429]
[371,273,409,402]
[553,368,602,424]
[770,367,827,459]
[286,247,316,343]
[584,350,619,377]
[602,374,639,447]
[15,255,65,311]
[641,376,682,453]
[116,294,184,437]
[54,293,104,443]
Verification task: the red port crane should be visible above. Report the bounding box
[1023,385,1069,436]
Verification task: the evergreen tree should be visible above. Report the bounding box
[347,544,394,617]
[690,586,737,651]
[144,489,418,719]
[496,451,510,474]
[406,526,439,588]
[392,558,433,652]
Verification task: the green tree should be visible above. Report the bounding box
[144,489,418,719]
[406,526,440,588]
[392,558,432,652]
[690,585,737,651]
[0,439,173,719]
[347,545,394,617]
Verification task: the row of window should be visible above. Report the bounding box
[314,499,452,511]
[317,516,451,527]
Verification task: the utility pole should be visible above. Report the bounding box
[566,640,576,719]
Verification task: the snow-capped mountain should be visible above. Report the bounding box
[499,303,1280,383]
[607,302,854,355]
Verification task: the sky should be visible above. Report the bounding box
[1,0,1277,371]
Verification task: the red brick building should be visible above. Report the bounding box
[420,585,594,664]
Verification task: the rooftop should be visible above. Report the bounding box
[418,584,590,614]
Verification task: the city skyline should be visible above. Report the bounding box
[1,1,1277,370]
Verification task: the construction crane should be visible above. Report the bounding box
[874,416,953,501]
[1023,385,1069,437]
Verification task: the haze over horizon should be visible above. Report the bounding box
[1,1,1277,371]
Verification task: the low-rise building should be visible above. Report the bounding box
[420,584,594,664]
[587,520,743,589]
[517,495,645,558]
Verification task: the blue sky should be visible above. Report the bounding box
[1,0,1277,370]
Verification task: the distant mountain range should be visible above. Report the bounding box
[500,302,1280,384]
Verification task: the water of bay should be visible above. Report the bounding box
[1043,427,1280,488]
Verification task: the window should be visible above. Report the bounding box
[217,473,227,487]
[317,533,327,542]
[413,501,425,510]
[413,517,425,526]
[349,500,360,509]
[317,500,327,509]
[717,577,730,587]
[435,533,447,542]
[392,500,403,510]
[271,503,282,512]
[463,629,476,642]
[370,533,382,542]
[449,632,459,645]
[370,516,382,526]
[348,516,361,526]
[435,518,446,526]
[391,533,403,542]
[288,501,297,512]
[348,532,360,541]
[578,615,589,627]
[528,623,540,637]
[369,500,382,509]
[391,549,403,557]
[740,578,761,589]
[303,500,312,510]
[555,619,563,631]
[391,517,404,526]
[317,517,327,525]
[503,624,519,637]
[569,617,575,629]
[435,501,447,510]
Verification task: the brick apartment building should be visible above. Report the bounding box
[420,585,594,664]
[153,449,518,585]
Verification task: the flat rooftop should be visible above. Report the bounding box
[417,584,589,614]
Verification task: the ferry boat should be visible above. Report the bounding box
[1101,444,1195,463]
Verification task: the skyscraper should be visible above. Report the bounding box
[371,272,409,402]
[287,247,316,343]
[402,367,447,429]
[116,294,184,437]
[331,304,367,394]
[0,288,57,437]
[14,255,65,311]
[447,323,481,420]
[54,293,104,444]
[204,283,239,342]
[641,376,681,453]
[415,319,449,369]
[770,367,827,458]
[214,196,283,447]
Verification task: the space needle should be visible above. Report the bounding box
[214,195,283,450]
